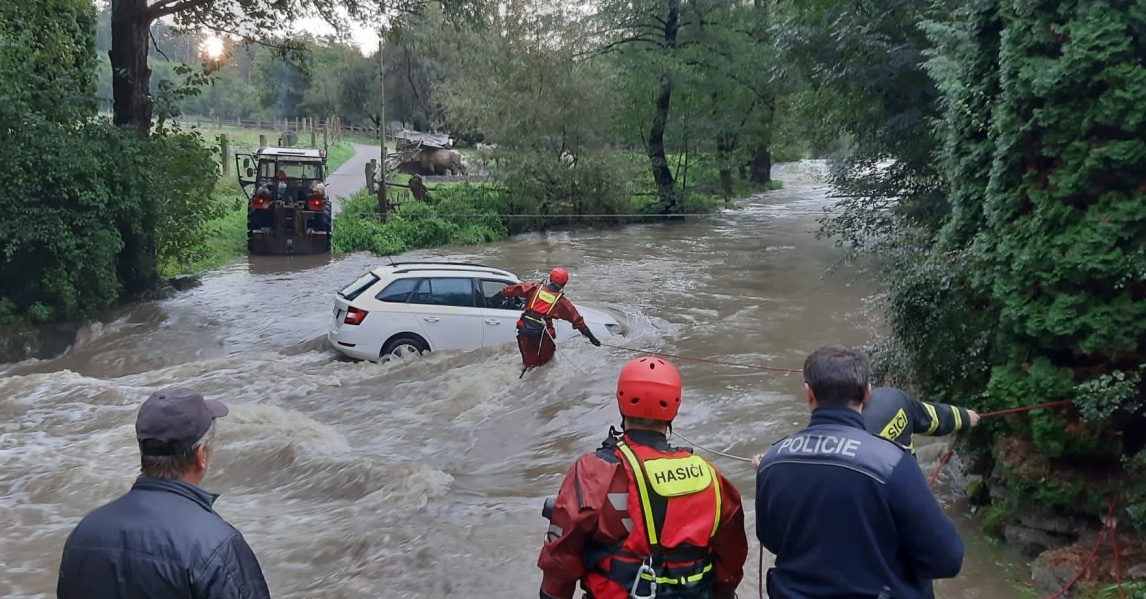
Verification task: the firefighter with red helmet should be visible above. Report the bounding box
[501,267,601,372]
[538,357,748,599]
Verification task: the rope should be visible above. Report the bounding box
[1046,496,1119,599]
[671,430,755,463]
[600,342,803,374]
[1112,505,1126,599]
[759,545,766,599]
[978,400,1074,418]
[928,448,954,488]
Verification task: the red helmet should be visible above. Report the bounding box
[617,357,682,421]
[549,267,569,286]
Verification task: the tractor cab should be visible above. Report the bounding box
[236,145,332,254]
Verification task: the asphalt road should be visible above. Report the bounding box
[326,143,382,215]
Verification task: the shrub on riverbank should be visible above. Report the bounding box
[332,186,509,255]
[868,0,1146,545]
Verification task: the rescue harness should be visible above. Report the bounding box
[585,436,722,599]
[518,285,563,338]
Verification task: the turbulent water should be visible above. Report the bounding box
[0,161,1028,597]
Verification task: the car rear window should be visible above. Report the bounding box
[338,272,380,301]
[409,278,476,308]
[376,278,421,303]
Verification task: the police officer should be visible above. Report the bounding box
[864,386,980,454]
[754,345,964,598]
[538,357,748,599]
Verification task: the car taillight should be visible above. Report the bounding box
[251,196,271,210]
[344,306,367,325]
[307,197,326,211]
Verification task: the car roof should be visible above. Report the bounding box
[371,262,520,280]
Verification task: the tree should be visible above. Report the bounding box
[0,0,98,122]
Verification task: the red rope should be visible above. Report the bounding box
[1045,496,1119,599]
[600,342,803,373]
[758,545,765,599]
[978,400,1074,418]
[1112,498,1125,599]
[928,448,954,488]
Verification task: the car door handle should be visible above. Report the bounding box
[485,319,500,325]
[422,316,440,323]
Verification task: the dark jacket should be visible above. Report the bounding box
[863,387,973,453]
[755,407,963,599]
[57,475,271,599]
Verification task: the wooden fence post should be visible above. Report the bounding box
[366,159,377,194]
[220,134,231,175]
[259,134,267,147]
[310,130,317,148]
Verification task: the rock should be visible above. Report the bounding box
[0,321,81,363]
[1128,563,1146,579]
[139,284,177,301]
[1004,525,1071,558]
[989,482,1007,503]
[168,274,202,291]
[1018,512,1088,537]
[1031,553,1080,597]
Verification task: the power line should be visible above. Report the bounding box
[335,212,735,219]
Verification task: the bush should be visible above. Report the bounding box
[332,186,509,256]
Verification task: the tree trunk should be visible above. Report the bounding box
[717,131,737,202]
[648,0,681,215]
[110,0,153,137]
[749,144,772,185]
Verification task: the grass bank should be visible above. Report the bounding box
[164,126,356,276]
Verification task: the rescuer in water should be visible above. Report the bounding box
[500,267,601,374]
[863,386,980,454]
[538,357,748,599]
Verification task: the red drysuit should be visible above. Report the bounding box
[501,282,591,368]
[538,429,748,599]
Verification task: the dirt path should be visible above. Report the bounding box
[326,143,382,215]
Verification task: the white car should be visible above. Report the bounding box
[328,262,623,361]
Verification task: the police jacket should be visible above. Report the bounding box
[864,387,973,453]
[755,407,963,599]
[538,429,748,599]
[57,475,271,599]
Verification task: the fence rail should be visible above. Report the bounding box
[176,114,403,145]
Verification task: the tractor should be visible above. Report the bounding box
[236,145,332,255]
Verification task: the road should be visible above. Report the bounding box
[326,142,382,215]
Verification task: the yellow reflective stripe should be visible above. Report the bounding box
[879,408,909,442]
[709,465,721,538]
[616,442,659,547]
[640,563,714,584]
[952,406,963,431]
[923,403,940,435]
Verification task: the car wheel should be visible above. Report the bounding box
[381,335,429,362]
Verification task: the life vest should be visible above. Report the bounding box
[517,284,563,338]
[585,435,722,599]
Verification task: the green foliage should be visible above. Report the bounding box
[495,152,641,233]
[0,0,98,122]
[332,186,508,256]
[865,0,1146,531]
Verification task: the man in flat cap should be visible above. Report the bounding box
[57,386,271,599]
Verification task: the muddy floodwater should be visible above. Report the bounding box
[0,161,1029,597]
